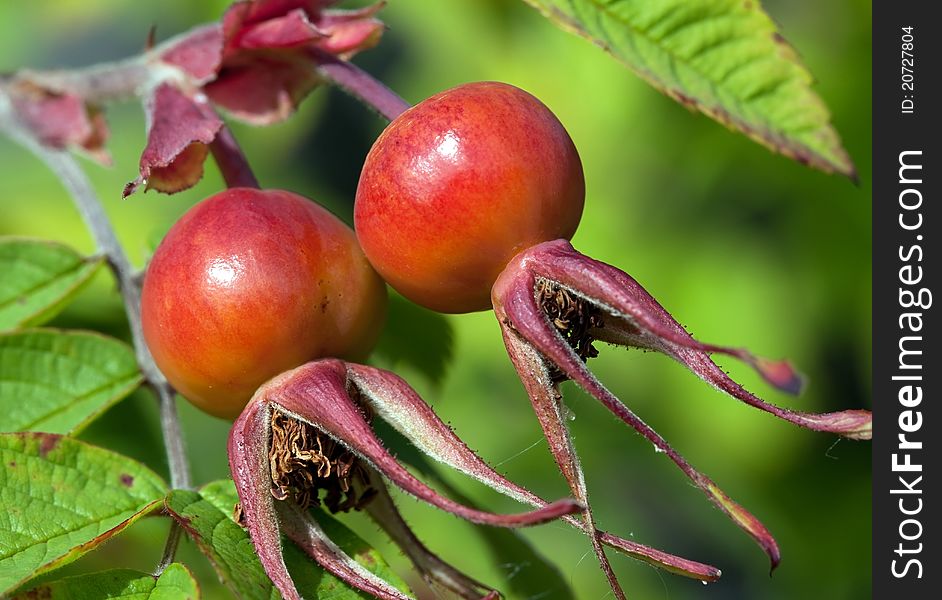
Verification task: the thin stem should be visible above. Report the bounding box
[2,91,192,563]
[13,56,151,104]
[310,49,411,122]
[155,519,186,576]
[209,121,260,189]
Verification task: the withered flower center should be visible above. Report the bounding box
[535,278,604,382]
[267,408,376,513]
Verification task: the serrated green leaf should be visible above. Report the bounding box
[165,479,409,600]
[0,237,104,331]
[0,432,169,594]
[12,563,199,600]
[0,329,143,435]
[373,293,454,388]
[522,0,855,177]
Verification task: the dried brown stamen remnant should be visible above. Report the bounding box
[268,409,376,513]
[536,278,604,381]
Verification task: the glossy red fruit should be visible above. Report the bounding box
[355,81,584,313]
[141,188,386,419]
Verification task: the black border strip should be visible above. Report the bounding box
[873,2,939,596]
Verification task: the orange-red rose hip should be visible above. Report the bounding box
[142,188,386,418]
[354,81,584,313]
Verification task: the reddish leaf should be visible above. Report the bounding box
[124,83,222,197]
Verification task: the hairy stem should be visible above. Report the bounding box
[310,49,411,122]
[12,56,152,104]
[6,24,221,103]
[1,91,192,566]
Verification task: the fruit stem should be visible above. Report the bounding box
[310,49,411,122]
[209,120,261,189]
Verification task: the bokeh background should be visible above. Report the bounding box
[0,1,871,598]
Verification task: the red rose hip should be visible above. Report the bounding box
[354,81,584,313]
[142,188,386,418]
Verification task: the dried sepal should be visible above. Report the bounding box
[597,532,721,581]
[499,329,626,599]
[492,240,779,567]
[7,81,110,164]
[123,83,222,197]
[312,3,386,58]
[203,56,319,126]
[230,383,411,600]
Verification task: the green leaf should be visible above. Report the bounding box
[0,329,143,435]
[521,0,855,177]
[165,479,409,599]
[373,293,454,388]
[0,432,169,594]
[0,237,104,331]
[12,563,199,599]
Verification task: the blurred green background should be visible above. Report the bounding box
[0,1,871,598]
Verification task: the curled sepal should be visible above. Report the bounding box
[507,329,628,597]
[347,362,719,586]
[491,239,808,569]
[260,359,582,527]
[123,83,222,197]
[228,398,299,599]
[493,239,872,440]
